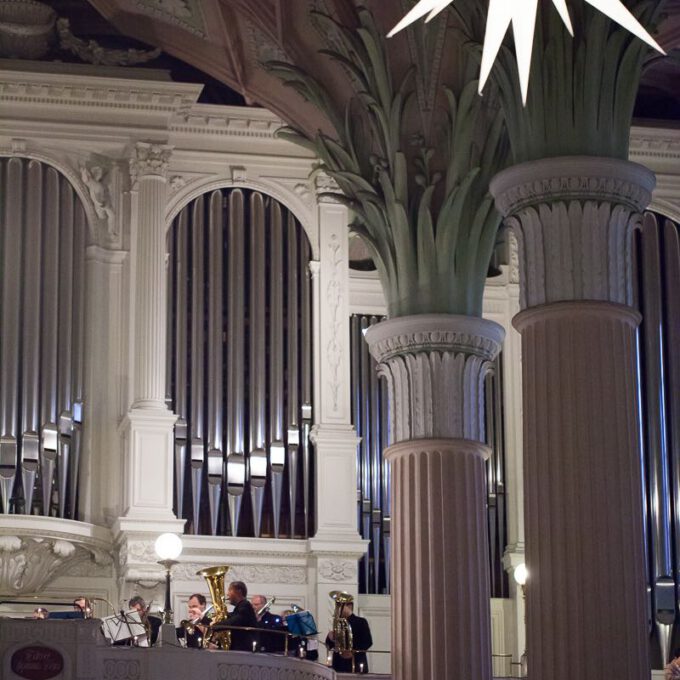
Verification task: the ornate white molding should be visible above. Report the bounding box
[0,534,112,595]
[365,315,504,443]
[0,71,200,115]
[171,563,307,585]
[325,233,344,413]
[317,559,356,583]
[129,142,172,186]
[315,172,342,203]
[491,156,656,309]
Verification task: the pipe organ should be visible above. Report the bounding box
[635,213,680,667]
[350,314,509,596]
[0,158,86,518]
[167,188,314,537]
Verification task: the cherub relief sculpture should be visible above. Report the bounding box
[80,164,117,240]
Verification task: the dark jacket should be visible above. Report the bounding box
[225,599,258,651]
[325,613,373,673]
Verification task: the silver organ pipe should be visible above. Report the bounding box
[249,193,267,537]
[167,188,313,538]
[226,190,246,536]
[641,215,674,664]
[69,204,86,520]
[57,180,75,519]
[20,161,43,514]
[0,159,86,518]
[269,202,285,538]
[300,235,313,538]
[369,316,382,595]
[40,167,61,516]
[207,191,224,536]
[359,315,371,590]
[1,158,23,514]
[663,220,680,637]
[173,208,189,520]
[286,212,300,538]
[190,196,206,534]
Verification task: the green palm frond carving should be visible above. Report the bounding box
[453,0,666,163]
[267,7,509,318]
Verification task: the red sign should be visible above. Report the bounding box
[11,646,64,680]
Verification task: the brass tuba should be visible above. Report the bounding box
[329,590,354,656]
[196,565,232,650]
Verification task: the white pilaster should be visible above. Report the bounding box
[118,142,181,532]
[309,185,367,621]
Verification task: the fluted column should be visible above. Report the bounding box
[129,142,173,409]
[366,314,504,680]
[116,142,182,531]
[491,156,655,680]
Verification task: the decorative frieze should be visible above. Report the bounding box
[317,559,356,583]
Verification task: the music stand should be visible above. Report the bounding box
[286,611,318,636]
[101,610,148,646]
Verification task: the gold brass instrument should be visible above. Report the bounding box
[256,596,276,617]
[196,565,231,650]
[330,590,354,656]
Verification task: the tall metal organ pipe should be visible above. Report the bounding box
[0,158,86,518]
[167,188,314,538]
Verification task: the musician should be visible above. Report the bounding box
[32,607,49,620]
[73,596,91,618]
[223,581,257,651]
[128,596,161,646]
[251,594,285,653]
[177,593,210,649]
[325,600,373,674]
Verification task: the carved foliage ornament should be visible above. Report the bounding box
[129,142,172,187]
[0,535,112,595]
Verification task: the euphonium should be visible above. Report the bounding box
[329,590,353,655]
[196,565,232,650]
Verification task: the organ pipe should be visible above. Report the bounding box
[167,188,313,538]
[226,190,245,536]
[207,191,224,536]
[269,202,285,538]
[190,196,206,534]
[249,193,267,537]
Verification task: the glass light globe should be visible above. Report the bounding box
[155,533,183,560]
[514,563,528,586]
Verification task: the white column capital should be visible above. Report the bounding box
[491,155,656,309]
[129,142,173,187]
[365,314,504,443]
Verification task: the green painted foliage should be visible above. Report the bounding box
[453,0,666,163]
[267,7,509,318]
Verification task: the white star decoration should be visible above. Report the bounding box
[388,0,665,104]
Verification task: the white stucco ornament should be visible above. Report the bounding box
[388,0,665,103]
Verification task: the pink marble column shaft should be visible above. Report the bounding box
[366,314,504,680]
[491,156,656,680]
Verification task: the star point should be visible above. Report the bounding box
[388,0,665,105]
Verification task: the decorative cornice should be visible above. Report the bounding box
[490,156,655,217]
[365,315,504,443]
[0,73,200,115]
[630,126,680,162]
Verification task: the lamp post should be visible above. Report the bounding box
[514,563,528,678]
[155,533,183,646]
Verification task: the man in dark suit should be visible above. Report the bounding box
[223,581,257,651]
[176,593,210,649]
[325,599,373,673]
[129,596,162,646]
